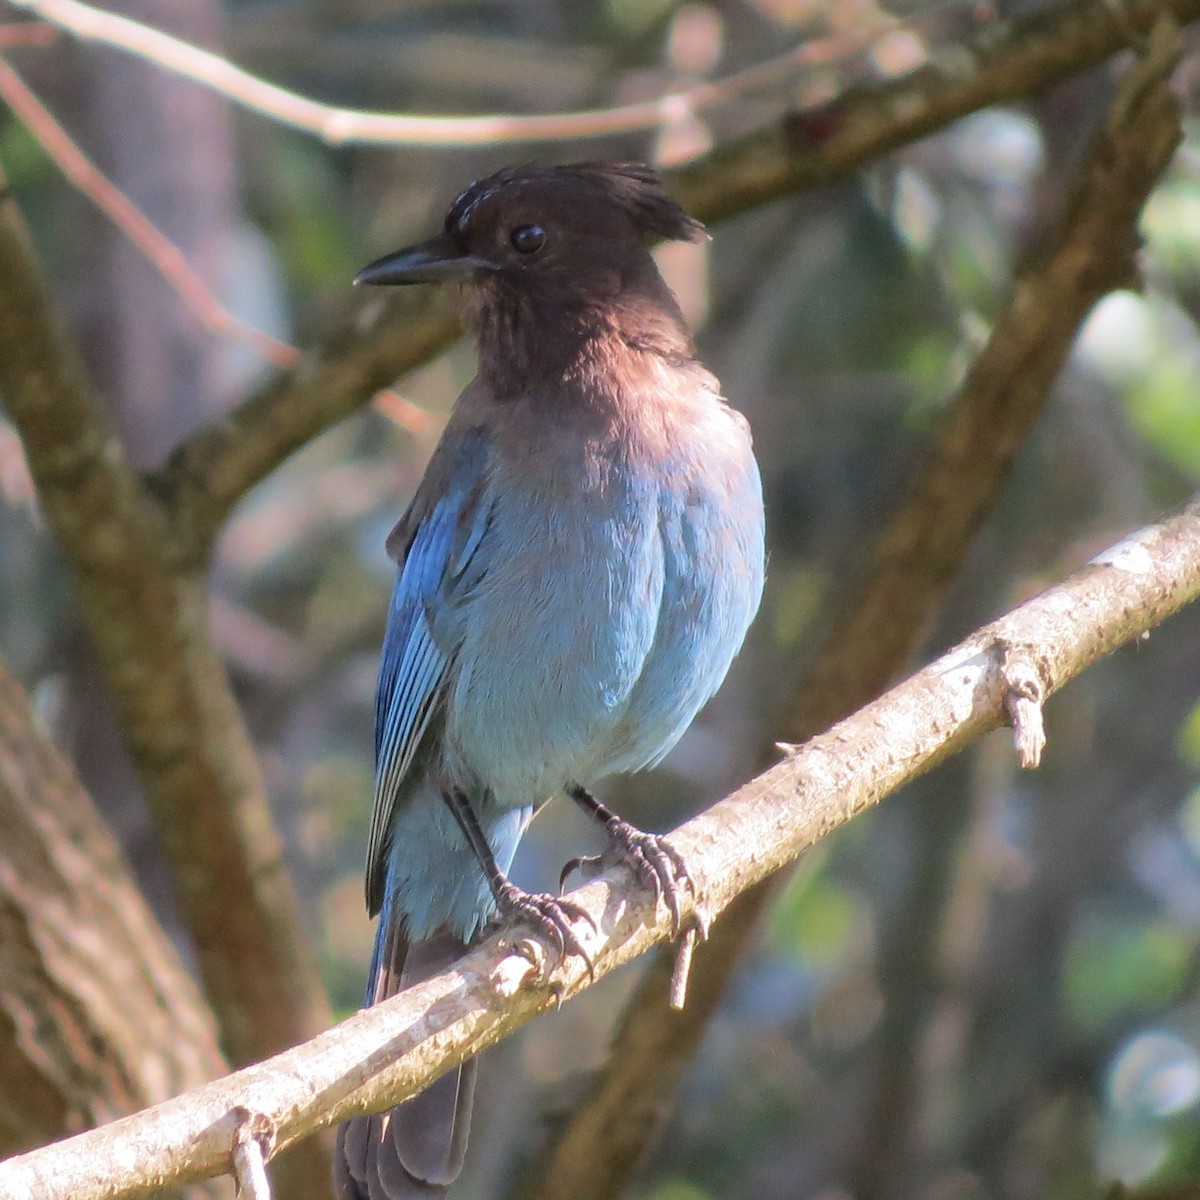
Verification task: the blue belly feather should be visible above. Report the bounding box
[372,402,764,943]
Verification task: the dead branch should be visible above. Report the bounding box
[4,0,904,145]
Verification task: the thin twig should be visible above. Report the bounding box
[7,0,920,146]
[0,421,34,505]
[1,497,1198,1200]
[232,1140,270,1200]
[998,643,1047,767]
[232,1111,274,1200]
[0,57,293,369]
[0,21,55,47]
[0,55,438,437]
[668,927,698,1010]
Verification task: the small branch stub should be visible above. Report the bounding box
[670,929,697,1010]
[232,1110,275,1200]
[669,909,711,1010]
[998,642,1047,769]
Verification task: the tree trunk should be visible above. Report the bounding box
[0,657,230,1198]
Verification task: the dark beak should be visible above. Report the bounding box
[354,234,495,286]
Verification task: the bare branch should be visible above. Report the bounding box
[231,1113,273,1200]
[0,21,56,46]
[670,0,1197,223]
[998,642,1048,768]
[160,287,460,556]
[783,14,1183,742]
[1,496,1198,1200]
[5,0,895,146]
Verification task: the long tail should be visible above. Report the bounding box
[334,916,475,1199]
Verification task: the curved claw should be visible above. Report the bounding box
[495,882,596,980]
[559,855,588,893]
[578,822,695,938]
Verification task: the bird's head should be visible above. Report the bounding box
[355,162,705,307]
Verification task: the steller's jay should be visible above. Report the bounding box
[334,162,765,1199]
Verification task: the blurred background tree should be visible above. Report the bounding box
[1,0,1200,1198]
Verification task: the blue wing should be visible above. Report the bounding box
[364,428,493,914]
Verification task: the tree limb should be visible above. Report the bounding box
[782,12,1182,743]
[0,182,330,1069]
[521,25,1184,1200]
[154,0,1200,557]
[160,287,460,558]
[2,495,1198,1200]
[671,0,1198,223]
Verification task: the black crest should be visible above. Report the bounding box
[446,161,706,245]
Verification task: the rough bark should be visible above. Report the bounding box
[0,658,230,1199]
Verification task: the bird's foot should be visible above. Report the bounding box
[560,820,695,937]
[493,880,596,980]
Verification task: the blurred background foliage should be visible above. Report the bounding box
[2,0,1200,1197]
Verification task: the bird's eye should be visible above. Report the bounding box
[510,225,545,255]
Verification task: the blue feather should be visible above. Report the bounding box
[364,429,493,915]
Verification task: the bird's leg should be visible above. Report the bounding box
[442,789,595,973]
[562,785,694,937]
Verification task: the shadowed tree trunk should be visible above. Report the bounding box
[0,656,231,1199]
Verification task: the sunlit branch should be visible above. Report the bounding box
[1,496,1198,1200]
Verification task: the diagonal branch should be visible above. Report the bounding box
[0,56,295,371]
[1,495,1198,1200]
[160,286,460,558]
[155,0,1200,558]
[780,14,1182,741]
[0,53,440,452]
[522,26,1184,1200]
[670,0,1198,223]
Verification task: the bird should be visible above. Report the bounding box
[334,161,765,1200]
